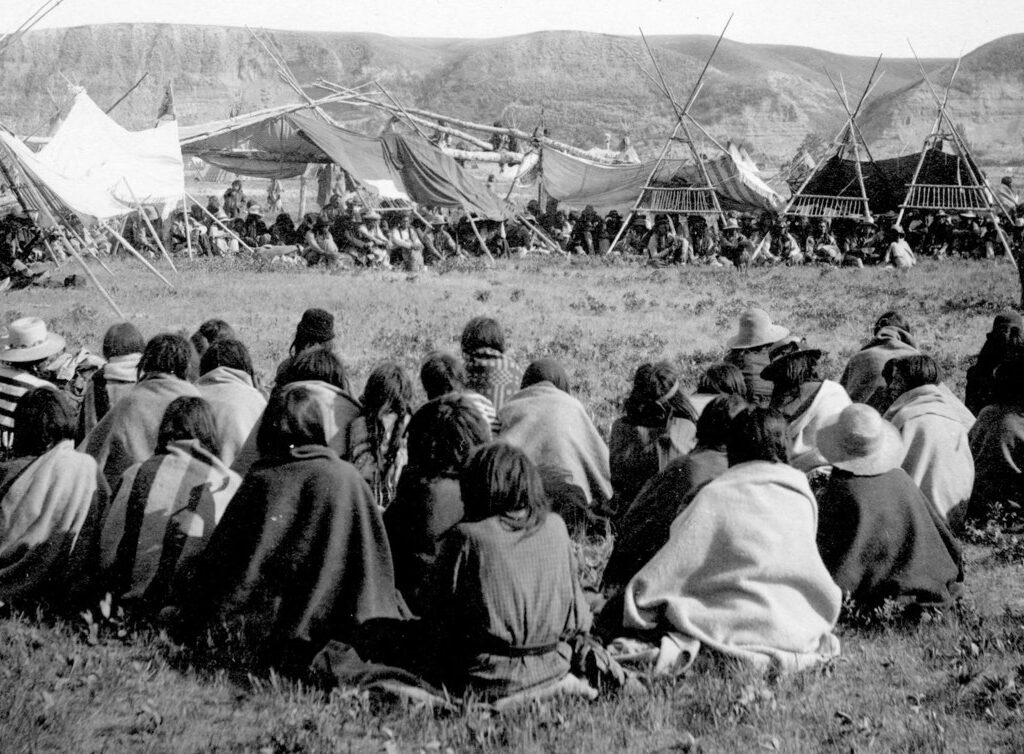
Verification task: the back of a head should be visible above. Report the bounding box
[200,338,255,381]
[12,387,74,458]
[280,344,350,393]
[420,351,466,400]
[257,384,328,458]
[521,358,570,392]
[197,319,235,348]
[624,361,694,425]
[697,362,747,397]
[291,308,336,356]
[139,333,194,381]
[889,354,941,392]
[157,396,221,457]
[362,362,413,418]
[102,322,144,360]
[697,394,750,449]
[459,442,548,531]
[726,407,789,466]
[461,316,505,355]
[407,394,491,476]
[874,310,911,336]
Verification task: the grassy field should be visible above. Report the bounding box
[3,254,1024,752]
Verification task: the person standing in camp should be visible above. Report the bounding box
[266,179,283,216]
[390,213,425,272]
[0,317,64,453]
[223,180,247,220]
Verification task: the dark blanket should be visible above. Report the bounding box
[817,468,964,607]
[173,445,409,668]
[725,347,770,406]
[968,403,1024,525]
[384,472,464,615]
[602,447,728,590]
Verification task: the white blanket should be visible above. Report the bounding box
[623,460,841,671]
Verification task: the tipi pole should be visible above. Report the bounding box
[181,195,194,259]
[183,192,257,254]
[101,222,175,289]
[122,179,178,274]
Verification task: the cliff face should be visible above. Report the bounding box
[2,23,998,162]
[859,36,1024,163]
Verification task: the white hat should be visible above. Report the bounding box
[0,317,66,363]
[817,404,904,476]
[726,307,790,350]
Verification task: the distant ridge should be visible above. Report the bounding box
[5,24,1016,162]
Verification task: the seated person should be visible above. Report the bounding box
[611,408,841,672]
[969,358,1024,527]
[816,404,963,608]
[423,443,592,699]
[883,226,917,268]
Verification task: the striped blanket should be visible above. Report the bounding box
[0,440,106,602]
[99,440,241,607]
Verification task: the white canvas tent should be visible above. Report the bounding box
[0,89,184,222]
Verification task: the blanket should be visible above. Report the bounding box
[82,374,200,488]
[968,404,1024,524]
[99,440,242,607]
[76,353,141,442]
[0,440,107,602]
[195,367,267,468]
[231,379,361,477]
[622,461,841,671]
[464,348,521,413]
[175,445,408,668]
[603,447,728,590]
[787,380,852,472]
[884,384,975,524]
[498,382,613,507]
[817,468,963,606]
[839,327,919,404]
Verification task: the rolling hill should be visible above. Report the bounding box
[1,24,1015,163]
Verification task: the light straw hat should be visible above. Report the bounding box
[726,307,790,350]
[817,404,904,476]
[0,317,66,363]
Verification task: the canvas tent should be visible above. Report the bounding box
[0,89,184,224]
[180,108,509,220]
[513,146,780,214]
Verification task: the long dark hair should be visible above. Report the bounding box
[460,443,549,532]
[279,345,350,393]
[256,385,327,457]
[157,396,221,457]
[138,333,194,381]
[726,407,789,466]
[622,361,698,426]
[11,387,74,458]
[407,394,491,477]
[696,362,747,397]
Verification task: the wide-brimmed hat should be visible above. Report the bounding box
[817,403,904,476]
[960,211,978,219]
[721,219,740,231]
[726,307,790,350]
[247,205,264,216]
[760,347,823,382]
[0,317,66,363]
[364,210,382,221]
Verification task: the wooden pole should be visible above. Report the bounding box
[464,210,495,261]
[183,191,257,254]
[122,179,178,273]
[181,195,194,259]
[64,225,116,278]
[101,222,176,289]
[298,175,308,218]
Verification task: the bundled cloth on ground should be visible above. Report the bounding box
[0,90,184,223]
[968,403,1024,524]
[82,375,201,488]
[0,440,107,602]
[884,384,975,526]
[514,146,781,214]
[425,513,592,698]
[817,468,964,606]
[173,445,408,668]
[603,446,728,590]
[195,367,267,468]
[839,327,919,404]
[76,353,140,443]
[99,440,242,607]
[498,382,613,509]
[622,461,842,672]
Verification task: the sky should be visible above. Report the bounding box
[3,0,1023,58]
